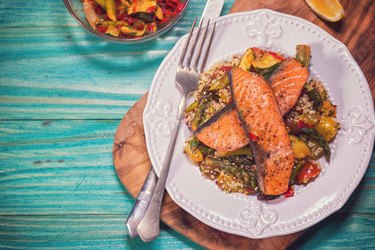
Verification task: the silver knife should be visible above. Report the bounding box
[125,0,225,239]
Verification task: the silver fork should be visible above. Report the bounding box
[136,17,216,242]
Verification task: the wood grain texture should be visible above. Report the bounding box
[0,1,234,120]
[113,1,375,249]
[0,214,373,249]
[0,0,374,249]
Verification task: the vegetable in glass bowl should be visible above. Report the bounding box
[64,0,189,43]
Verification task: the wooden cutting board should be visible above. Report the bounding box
[113,1,374,249]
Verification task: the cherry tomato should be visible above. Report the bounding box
[295,161,321,184]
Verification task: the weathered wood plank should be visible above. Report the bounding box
[0,1,234,120]
[0,0,374,248]
[0,215,202,249]
[288,213,375,249]
[0,120,373,215]
[0,214,373,249]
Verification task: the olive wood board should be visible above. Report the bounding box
[113,1,374,249]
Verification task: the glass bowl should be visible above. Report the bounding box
[63,0,190,43]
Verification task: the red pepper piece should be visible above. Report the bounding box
[147,23,156,32]
[97,25,108,33]
[176,2,185,12]
[219,66,233,72]
[123,16,135,25]
[249,133,258,142]
[298,120,314,129]
[134,23,145,31]
[165,2,176,9]
[269,51,285,61]
[146,6,157,14]
[251,47,264,58]
[95,5,105,15]
[284,186,294,198]
[295,161,321,185]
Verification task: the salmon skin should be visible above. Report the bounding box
[229,68,294,195]
[195,104,248,152]
[269,58,309,116]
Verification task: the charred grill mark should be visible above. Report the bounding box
[194,102,235,134]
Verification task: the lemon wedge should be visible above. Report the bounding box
[304,0,345,22]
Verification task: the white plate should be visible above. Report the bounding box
[143,9,375,238]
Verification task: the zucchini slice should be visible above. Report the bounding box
[290,135,312,159]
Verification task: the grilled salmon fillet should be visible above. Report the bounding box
[230,68,294,195]
[195,107,248,152]
[269,58,309,115]
[195,58,308,153]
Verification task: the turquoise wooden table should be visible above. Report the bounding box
[0,1,374,249]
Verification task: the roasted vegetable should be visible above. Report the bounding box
[95,0,106,9]
[106,0,117,21]
[120,25,147,36]
[184,137,204,164]
[128,0,158,16]
[215,146,253,158]
[299,134,324,160]
[290,135,312,159]
[208,155,258,194]
[132,13,153,22]
[106,26,120,36]
[251,47,265,59]
[239,48,255,71]
[252,52,282,69]
[190,88,212,131]
[185,101,198,112]
[301,128,331,161]
[285,114,301,135]
[296,44,311,68]
[295,161,321,185]
[320,100,337,117]
[307,89,323,109]
[290,160,306,184]
[155,6,164,20]
[260,62,280,79]
[209,74,229,91]
[315,115,339,141]
[299,110,321,126]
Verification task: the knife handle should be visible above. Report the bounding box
[200,0,225,25]
[126,167,158,238]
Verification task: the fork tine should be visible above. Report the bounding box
[199,21,216,73]
[179,17,197,67]
[185,17,204,70]
[192,19,210,72]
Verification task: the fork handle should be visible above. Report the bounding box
[126,167,157,238]
[136,94,186,242]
